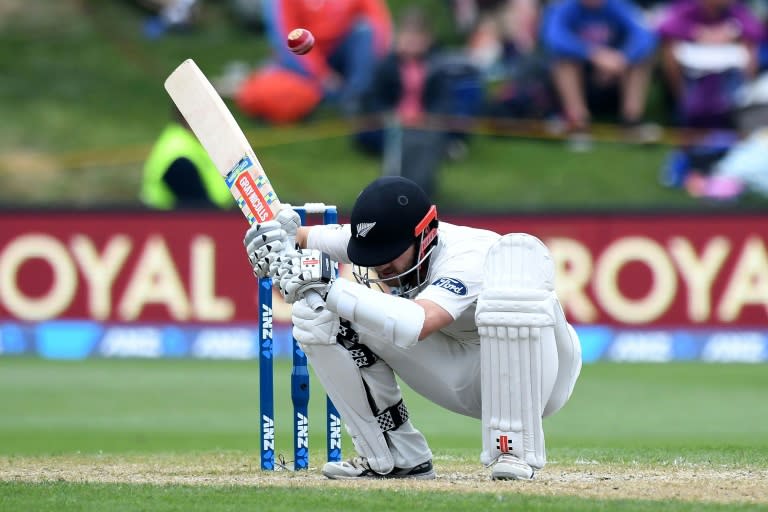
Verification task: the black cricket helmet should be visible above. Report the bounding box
[347,176,438,294]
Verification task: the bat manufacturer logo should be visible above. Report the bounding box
[356,222,376,237]
[432,277,467,296]
[497,435,510,453]
[235,173,271,222]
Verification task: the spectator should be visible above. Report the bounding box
[355,7,482,197]
[141,106,233,210]
[235,0,392,123]
[448,0,556,121]
[456,0,541,69]
[541,0,658,139]
[448,0,483,35]
[227,0,265,31]
[138,0,200,39]
[657,0,763,128]
[659,66,768,197]
[761,16,768,71]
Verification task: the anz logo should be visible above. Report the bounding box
[262,415,275,451]
[296,413,309,448]
[261,304,273,340]
[329,413,342,451]
[432,277,468,296]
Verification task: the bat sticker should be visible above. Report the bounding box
[225,156,254,186]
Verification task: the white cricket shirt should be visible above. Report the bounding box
[307,221,500,342]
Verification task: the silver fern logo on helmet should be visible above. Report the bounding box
[356,222,376,237]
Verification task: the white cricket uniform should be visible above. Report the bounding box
[306,221,580,469]
[307,221,498,417]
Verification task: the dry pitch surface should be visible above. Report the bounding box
[2,454,766,505]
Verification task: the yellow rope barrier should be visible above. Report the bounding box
[0,114,731,173]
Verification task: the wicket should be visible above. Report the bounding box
[259,203,342,470]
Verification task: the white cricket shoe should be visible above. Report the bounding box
[490,453,534,481]
[322,456,436,480]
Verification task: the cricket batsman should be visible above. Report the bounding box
[244,176,582,480]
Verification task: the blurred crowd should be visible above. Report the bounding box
[140,0,768,207]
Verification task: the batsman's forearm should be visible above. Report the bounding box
[325,278,424,349]
[296,226,310,249]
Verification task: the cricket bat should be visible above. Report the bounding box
[164,58,324,310]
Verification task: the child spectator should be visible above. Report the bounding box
[541,0,657,137]
[355,7,482,197]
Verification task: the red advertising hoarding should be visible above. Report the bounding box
[0,211,766,327]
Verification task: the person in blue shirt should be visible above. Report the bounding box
[541,0,657,135]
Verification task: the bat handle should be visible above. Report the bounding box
[304,289,326,312]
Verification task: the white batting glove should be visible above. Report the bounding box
[244,221,285,278]
[291,299,340,345]
[276,249,334,304]
[243,208,301,278]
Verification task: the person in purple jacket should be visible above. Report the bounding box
[657,0,763,127]
[541,0,658,135]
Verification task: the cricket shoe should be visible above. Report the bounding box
[490,453,534,481]
[322,456,435,480]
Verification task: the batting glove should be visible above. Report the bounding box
[243,208,301,278]
[291,299,340,345]
[275,248,334,304]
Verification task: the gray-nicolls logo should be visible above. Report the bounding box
[356,222,376,237]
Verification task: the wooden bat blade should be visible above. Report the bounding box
[164,58,280,224]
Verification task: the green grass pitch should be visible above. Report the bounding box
[0,358,767,511]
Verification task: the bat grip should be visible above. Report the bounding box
[304,290,326,312]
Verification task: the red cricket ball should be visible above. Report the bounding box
[287,28,315,55]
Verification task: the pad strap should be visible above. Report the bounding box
[337,320,380,368]
[347,344,379,369]
[336,318,379,368]
[300,343,395,473]
[337,319,359,344]
[376,399,409,432]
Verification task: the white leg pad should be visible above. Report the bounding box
[544,305,582,418]
[299,342,395,474]
[477,233,560,469]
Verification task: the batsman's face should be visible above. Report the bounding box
[374,244,417,284]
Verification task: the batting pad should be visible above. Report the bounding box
[299,342,395,474]
[476,234,559,469]
[543,305,582,418]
